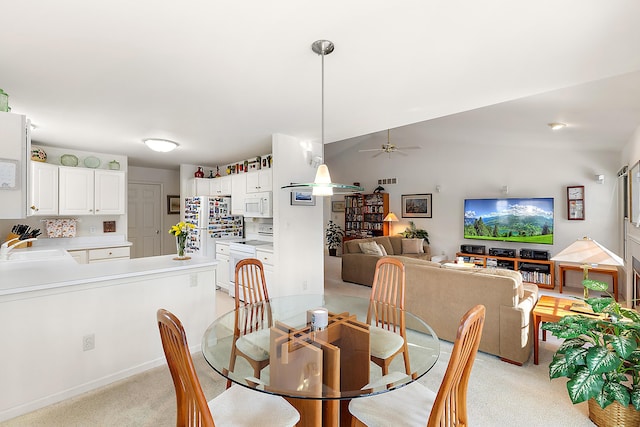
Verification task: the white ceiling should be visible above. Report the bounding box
[2,1,640,170]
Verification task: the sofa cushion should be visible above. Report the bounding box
[372,236,394,255]
[472,268,524,299]
[359,241,384,256]
[401,238,424,254]
[345,238,371,254]
[378,243,388,256]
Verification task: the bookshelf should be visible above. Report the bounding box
[456,252,554,289]
[344,193,389,239]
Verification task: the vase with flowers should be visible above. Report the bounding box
[169,221,195,260]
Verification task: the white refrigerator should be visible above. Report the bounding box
[184,196,243,256]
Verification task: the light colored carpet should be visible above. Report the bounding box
[2,256,592,426]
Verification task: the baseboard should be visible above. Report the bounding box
[0,344,202,422]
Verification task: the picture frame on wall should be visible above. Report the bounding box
[402,193,432,218]
[167,195,180,214]
[291,190,316,206]
[332,201,345,212]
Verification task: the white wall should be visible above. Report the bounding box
[327,135,622,278]
[128,166,180,255]
[272,133,324,296]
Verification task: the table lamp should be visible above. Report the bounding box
[550,236,624,301]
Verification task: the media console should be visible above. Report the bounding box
[456,252,555,289]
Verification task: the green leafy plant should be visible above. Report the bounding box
[399,221,429,244]
[325,221,344,250]
[542,279,640,411]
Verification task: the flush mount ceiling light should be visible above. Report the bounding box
[281,40,363,196]
[143,138,179,152]
[548,122,567,131]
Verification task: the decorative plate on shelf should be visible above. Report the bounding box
[84,156,101,168]
[60,154,79,167]
[31,148,47,162]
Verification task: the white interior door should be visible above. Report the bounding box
[128,183,161,258]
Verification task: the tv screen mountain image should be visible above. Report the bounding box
[463,198,554,245]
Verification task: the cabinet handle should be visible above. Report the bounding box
[30,205,38,211]
[108,252,113,255]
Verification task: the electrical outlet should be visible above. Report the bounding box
[190,274,198,287]
[83,333,95,351]
[89,227,97,233]
[302,280,308,290]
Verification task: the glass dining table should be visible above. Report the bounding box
[202,294,440,427]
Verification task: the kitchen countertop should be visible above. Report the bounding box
[0,254,217,297]
[28,235,132,251]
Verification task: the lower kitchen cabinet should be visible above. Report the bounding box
[216,242,230,290]
[68,246,130,264]
[256,249,273,293]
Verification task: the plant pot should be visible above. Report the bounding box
[588,399,640,427]
[328,248,337,256]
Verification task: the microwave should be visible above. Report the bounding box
[244,192,272,218]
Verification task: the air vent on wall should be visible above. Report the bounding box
[377,178,398,185]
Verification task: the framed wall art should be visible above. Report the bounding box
[332,201,345,212]
[402,193,432,218]
[167,195,180,214]
[291,190,315,206]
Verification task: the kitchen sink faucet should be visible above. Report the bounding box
[0,237,39,261]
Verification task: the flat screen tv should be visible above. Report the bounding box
[464,198,554,245]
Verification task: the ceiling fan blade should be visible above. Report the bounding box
[394,150,409,156]
[397,146,421,150]
[372,151,385,158]
[359,148,384,152]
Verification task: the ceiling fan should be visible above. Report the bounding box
[358,129,421,157]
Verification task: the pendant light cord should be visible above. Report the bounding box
[321,51,325,163]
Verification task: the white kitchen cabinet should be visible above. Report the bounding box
[59,167,94,215]
[256,248,273,294]
[68,246,130,264]
[246,169,272,193]
[193,176,231,196]
[0,112,29,219]
[216,242,230,291]
[94,170,126,214]
[29,161,59,216]
[59,167,125,215]
[231,174,246,215]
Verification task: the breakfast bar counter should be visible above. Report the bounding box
[0,254,218,422]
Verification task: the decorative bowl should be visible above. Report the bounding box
[84,156,101,168]
[60,154,79,167]
[31,147,47,162]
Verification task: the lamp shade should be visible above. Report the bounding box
[383,212,399,222]
[551,237,623,267]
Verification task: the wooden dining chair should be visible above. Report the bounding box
[227,258,272,387]
[349,304,486,427]
[157,308,299,427]
[368,257,411,376]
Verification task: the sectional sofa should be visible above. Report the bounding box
[341,236,537,364]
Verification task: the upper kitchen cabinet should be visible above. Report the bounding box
[0,112,29,219]
[231,174,246,215]
[246,169,272,193]
[192,176,232,196]
[59,167,125,215]
[29,161,59,216]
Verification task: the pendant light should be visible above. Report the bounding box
[281,40,363,196]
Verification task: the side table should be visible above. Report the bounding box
[558,263,619,301]
[532,295,578,365]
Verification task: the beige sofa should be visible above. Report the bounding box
[341,237,537,364]
[342,236,432,286]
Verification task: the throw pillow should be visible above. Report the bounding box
[401,238,423,254]
[378,243,388,256]
[359,241,383,256]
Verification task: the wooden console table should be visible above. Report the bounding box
[558,263,618,301]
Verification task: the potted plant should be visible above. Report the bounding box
[399,221,429,244]
[325,221,344,256]
[542,280,640,426]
